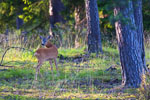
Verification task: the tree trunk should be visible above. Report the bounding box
[49,0,64,36]
[133,0,147,71]
[114,0,146,88]
[74,4,86,48]
[85,0,102,54]
[74,5,86,30]
[16,17,23,30]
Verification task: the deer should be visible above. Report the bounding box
[34,36,58,81]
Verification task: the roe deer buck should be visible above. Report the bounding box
[34,36,58,80]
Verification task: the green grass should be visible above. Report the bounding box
[58,47,86,58]
[0,68,34,80]
[0,46,148,99]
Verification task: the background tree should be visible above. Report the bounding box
[85,0,102,54]
[143,0,150,32]
[114,0,146,88]
[133,0,147,70]
[49,0,65,36]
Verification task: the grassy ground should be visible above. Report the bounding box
[0,46,150,100]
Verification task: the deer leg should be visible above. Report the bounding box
[37,66,43,78]
[49,60,54,75]
[49,60,54,81]
[35,61,42,81]
[54,58,59,75]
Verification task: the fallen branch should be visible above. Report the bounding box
[0,46,33,66]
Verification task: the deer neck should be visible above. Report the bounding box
[45,41,53,48]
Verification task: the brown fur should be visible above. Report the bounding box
[45,41,53,48]
[34,41,58,81]
[35,45,58,61]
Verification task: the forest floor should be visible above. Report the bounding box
[0,46,150,99]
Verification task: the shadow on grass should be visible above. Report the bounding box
[1,60,36,67]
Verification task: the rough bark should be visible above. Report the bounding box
[114,0,146,88]
[49,0,64,36]
[16,17,23,30]
[133,0,147,71]
[85,0,102,54]
[16,15,27,43]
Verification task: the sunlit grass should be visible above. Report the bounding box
[0,89,136,100]
[58,47,86,58]
[145,48,150,65]
[0,68,34,80]
[0,46,143,99]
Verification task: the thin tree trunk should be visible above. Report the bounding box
[74,5,86,29]
[74,5,86,48]
[16,17,23,30]
[49,0,54,36]
[49,0,64,36]
[85,0,102,54]
[114,1,146,88]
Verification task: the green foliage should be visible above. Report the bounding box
[143,0,150,32]
[0,2,16,32]
[0,0,149,38]
[62,0,84,17]
[97,0,115,34]
[0,0,49,33]
[21,0,49,31]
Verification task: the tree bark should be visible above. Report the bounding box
[16,17,24,30]
[49,0,64,36]
[85,0,102,54]
[132,0,147,71]
[114,0,146,88]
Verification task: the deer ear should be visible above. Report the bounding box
[40,35,43,39]
[47,35,51,39]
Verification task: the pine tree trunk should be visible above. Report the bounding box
[133,0,147,71]
[85,0,102,54]
[16,17,23,30]
[49,0,64,36]
[114,1,146,88]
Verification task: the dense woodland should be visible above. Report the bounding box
[0,0,150,99]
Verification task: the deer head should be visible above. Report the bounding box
[40,35,53,48]
[40,35,51,46]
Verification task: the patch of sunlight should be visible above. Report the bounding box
[58,47,85,57]
[146,48,150,59]
[103,47,118,53]
[89,58,116,70]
